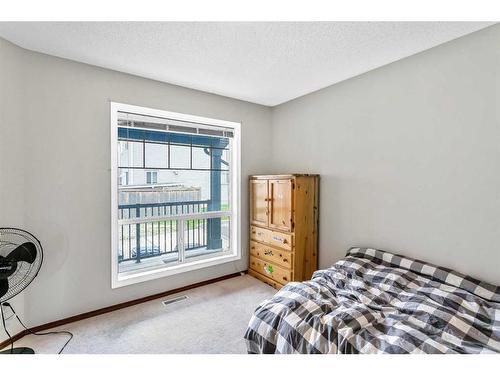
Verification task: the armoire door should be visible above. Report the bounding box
[250,179,269,226]
[268,179,293,232]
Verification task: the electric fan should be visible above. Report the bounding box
[0,228,43,354]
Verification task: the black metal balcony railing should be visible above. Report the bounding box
[118,200,210,263]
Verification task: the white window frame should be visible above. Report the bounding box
[110,102,241,288]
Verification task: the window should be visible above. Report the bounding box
[111,103,241,288]
[146,171,158,184]
[119,171,129,186]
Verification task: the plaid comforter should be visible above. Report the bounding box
[244,247,500,353]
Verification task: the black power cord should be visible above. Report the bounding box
[1,304,14,353]
[1,302,73,354]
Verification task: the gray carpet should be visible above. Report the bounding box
[14,275,275,354]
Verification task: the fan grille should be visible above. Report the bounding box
[0,228,43,303]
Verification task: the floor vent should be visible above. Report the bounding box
[162,295,189,306]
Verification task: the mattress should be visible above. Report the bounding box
[244,247,500,353]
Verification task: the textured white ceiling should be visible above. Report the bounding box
[0,22,494,106]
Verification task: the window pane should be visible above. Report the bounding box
[118,219,180,275]
[221,148,230,171]
[118,141,143,168]
[170,145,191,169]
[154,170,229,212]
[118,170,229,215]
[221,171,230,211]
[146,171,158,184]
[118,169,130,187]
[145,142,168,168]
[185,216,230,260]
[116,108,236,282]
[192,146,210,170]
[211,146,231,171]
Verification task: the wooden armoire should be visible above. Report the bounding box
[248,174,319,289]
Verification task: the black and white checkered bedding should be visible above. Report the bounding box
[244,247,500,353]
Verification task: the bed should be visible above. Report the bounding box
[244,247,500,353]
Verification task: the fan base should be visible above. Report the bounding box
[0,347,35,354]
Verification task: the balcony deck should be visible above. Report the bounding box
[117,199,230,276]
[118,246,224,274]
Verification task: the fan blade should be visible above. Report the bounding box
[0,278,8,299]
[6,242,37,264]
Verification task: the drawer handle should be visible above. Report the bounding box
[279,254,289,263]
[264,250,273,256]
[283,276,288,281]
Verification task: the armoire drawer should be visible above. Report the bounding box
[250,240,292,269]
[249,255,292,284]
[250,225,292,251]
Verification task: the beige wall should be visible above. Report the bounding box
[0,38,273,328]
[0,38,28,340]
[0,38,25,228]
[271,24,500,285]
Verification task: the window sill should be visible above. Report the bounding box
[112,252,241,289]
